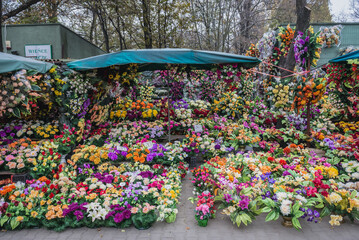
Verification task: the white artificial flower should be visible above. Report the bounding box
[276,192,287,201]
[280,200,292,216]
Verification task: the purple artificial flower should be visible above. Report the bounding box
[106,211,115,219]
[114,212,124,223]
[108,152,118,161]
[307,208,313,216]
[74,210,84,221]
[0,131,6,138]
[146,153,156,162]
[123,209,131,219]
[139,171,154,179]
[102,174,114,184]
[223,194,233,203]
[238,196,250,210]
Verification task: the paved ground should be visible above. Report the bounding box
[0,174,358,240]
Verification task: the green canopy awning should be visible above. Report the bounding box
[67,48,261,71]
[329,50,359,63]
[0,52,54,74]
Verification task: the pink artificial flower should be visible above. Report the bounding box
[5,155,15,161]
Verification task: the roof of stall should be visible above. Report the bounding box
[67,48,261,71]
[0,52,54,74]
[329,49,359,63]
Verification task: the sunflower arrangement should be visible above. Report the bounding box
[212,92,243,118]
[108,64,139,86]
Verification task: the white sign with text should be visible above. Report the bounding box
[25,45,52,59]
[194,125,203,132]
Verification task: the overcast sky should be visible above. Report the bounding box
[330,0,356,22]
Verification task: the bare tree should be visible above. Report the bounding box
[0,0,2,52]
[186,0,272,53]
[1,0,42,52]
[280,0,311,77]
[352,0,359,19]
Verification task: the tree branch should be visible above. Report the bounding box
[2,0,42,20]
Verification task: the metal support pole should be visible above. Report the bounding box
[167,89,171,142]
[306,100,311,136]
[306,29,311,138]
[167,78,171,143]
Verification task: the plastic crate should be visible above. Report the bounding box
[11,173,32,183]
[188,154,204,168]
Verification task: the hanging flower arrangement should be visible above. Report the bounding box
[246,43,259,58]
[277,24,295,56]
[293,27,323,71]
[326,63,351,87]
[256,30,277,59]
[0,70,42,118]
[292,76,327,112]
[319,25,342,48]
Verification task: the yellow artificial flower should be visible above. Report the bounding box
[328,167,338,178]
[31,211,38,218]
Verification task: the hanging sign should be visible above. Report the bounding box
[25,45,52,59]
[194,125,203,132]
[117,146,127,152]
[143,141,154,149]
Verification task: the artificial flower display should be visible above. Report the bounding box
[1,23,359,234]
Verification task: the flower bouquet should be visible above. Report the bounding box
[194,192,215,227]
[217,186,262,227]
[319,25,342,48]
[316,189,359,226]
[261,187,318,230]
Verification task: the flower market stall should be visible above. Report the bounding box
[0,37,359,233]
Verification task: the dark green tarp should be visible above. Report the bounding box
[329,49,359,63]
[67,48,260,71]
[0,52,54,74]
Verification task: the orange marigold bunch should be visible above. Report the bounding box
[292,77,327,112]
[131,100,154,110]
[0,184,16,196]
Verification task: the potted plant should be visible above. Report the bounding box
[131,203,157,230]
[316,189,359,227]
[193,192,216,227]
[261,187,318,230]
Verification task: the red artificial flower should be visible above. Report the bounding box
[321,190,329,197]
[283,147,291,155]
[49,193,54,199]
[279,159,287,166]
[267,157,275,162]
